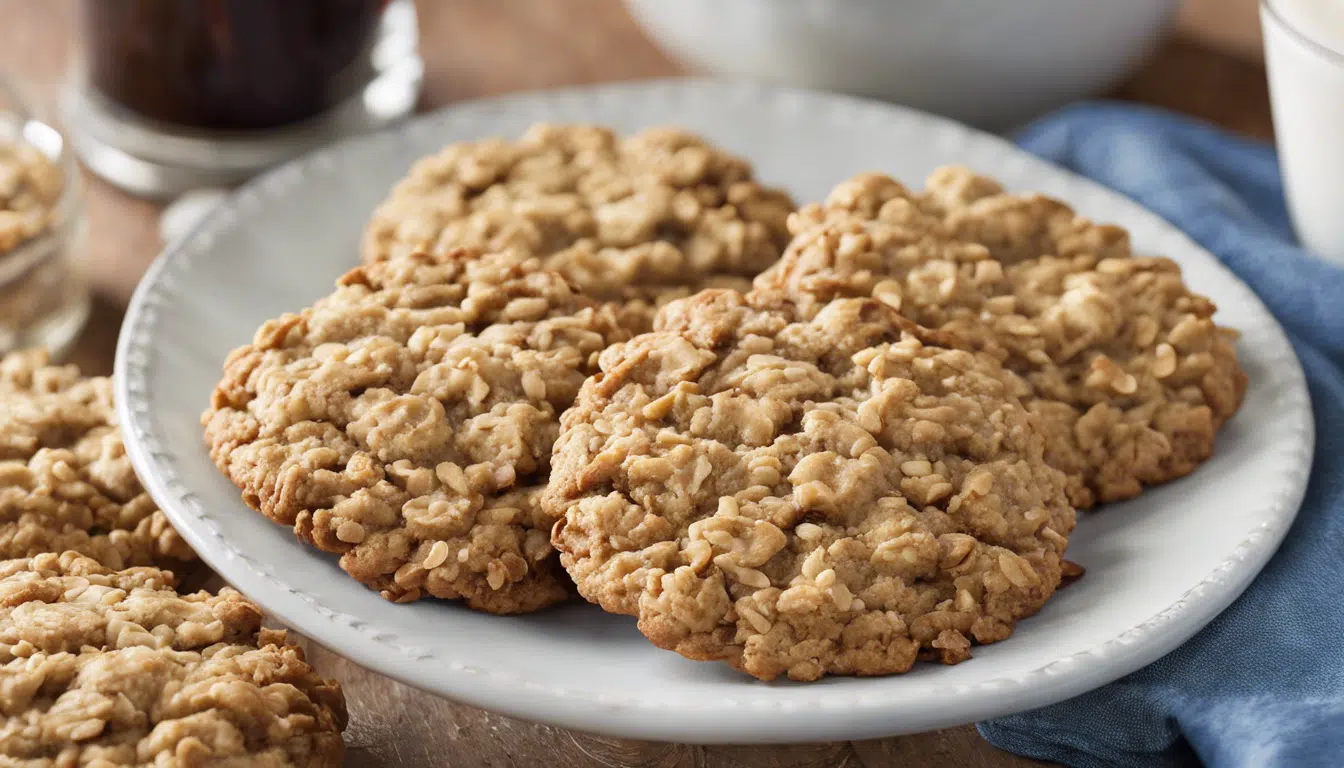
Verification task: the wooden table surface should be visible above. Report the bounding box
[0,2,1272,766]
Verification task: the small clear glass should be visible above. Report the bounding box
[0,78,90,358]
[60,0,423,199]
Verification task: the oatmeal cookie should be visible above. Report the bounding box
[0,141,63,253]
[546,290,1074,681]
[361,124,795,329]
[755,169,1247,507]
[203,250,630,610]
[0,349,196,569]
[0,551,345,767]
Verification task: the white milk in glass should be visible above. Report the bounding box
[1263,0,1344,264]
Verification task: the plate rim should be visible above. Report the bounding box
[114,77,1314,743]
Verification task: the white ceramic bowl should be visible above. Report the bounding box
[624,0,1177,127]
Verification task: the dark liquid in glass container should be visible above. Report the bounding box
[83,0,388,132]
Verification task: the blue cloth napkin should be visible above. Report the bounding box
[975,103,1344,768]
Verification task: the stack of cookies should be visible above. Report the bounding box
[202,124,1247,683]
[0,350,348,765]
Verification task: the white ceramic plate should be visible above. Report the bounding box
[115,79,1312,744]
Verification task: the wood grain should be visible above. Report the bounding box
[0,0,1273,765]
[307,641,1044,768]
[1116,38,1273,140]
[1179,0,1264,61]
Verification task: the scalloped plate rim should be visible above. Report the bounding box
[114,78,1313,744]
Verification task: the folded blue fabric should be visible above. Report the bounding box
[975,103,1344,768]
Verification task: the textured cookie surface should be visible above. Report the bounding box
[362,124,795,329]
[756,169,1247,507]
[547,290,1074,681]
[0,350,196,569]
[0,551,346,767]
[203,251,630,610]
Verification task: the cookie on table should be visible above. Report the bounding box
[546,289,1074,681]
[203,250,630,611]
[0,349,197,569]
[361,124,796,329]
[755,169,1247,507]
[0,551,346,766]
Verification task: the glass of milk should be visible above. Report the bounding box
[1262,0,1344,264]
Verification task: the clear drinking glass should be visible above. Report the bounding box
[61,0,422,198]
[0,78,90,357]
[1262,0,1344,264]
